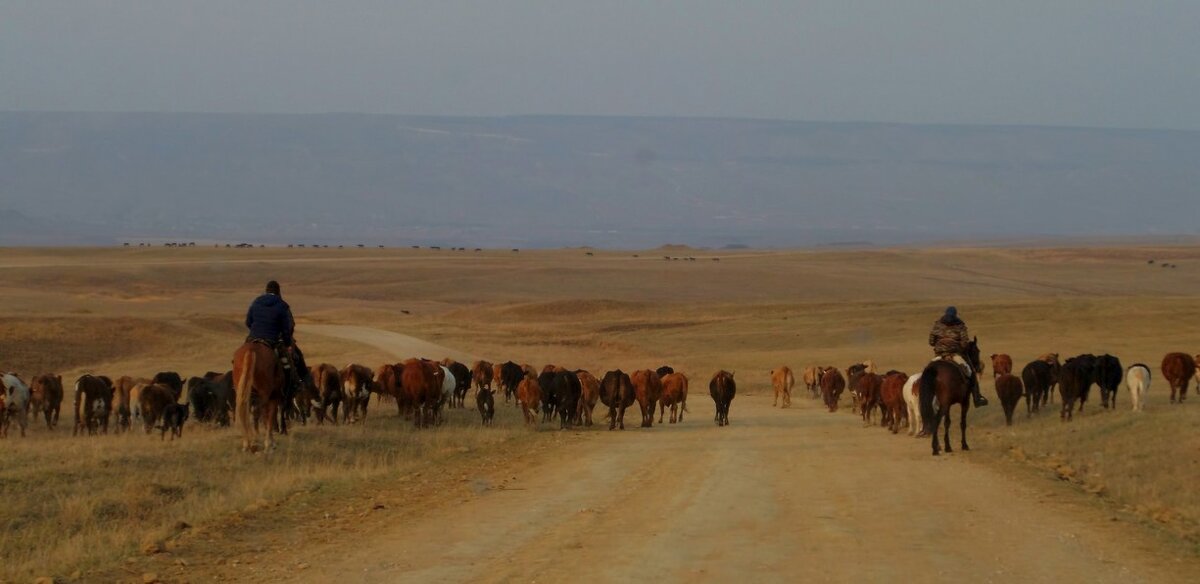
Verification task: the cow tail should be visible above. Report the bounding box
[235,350,255,442]
[918,365,937,436]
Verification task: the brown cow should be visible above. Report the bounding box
[339,363,374,423]
[802,366,820,399]
[879,371,908,434]
[112,375,148,432]
[137,383,176,434]
[631,369,663,428]
[990,354,1013,378]
[575,370,600,426]
[856,372,883,426]
[995,374,1024,426]
[73,374,114,436]
[309,363,343,424]
[29,374,64,430]
[472,360,494,395]
[492,362,504,392]
[517,375,541,426]
[819,367,845,412]
[771,366,795,408]
[659,372,690,424]
[402,358,441,428]
[599,370,636,430]
[1161,352,1197,404]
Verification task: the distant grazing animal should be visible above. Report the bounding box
[1058,355,1096,421]
[516,375,541,425]
[445,361,472,408]
[73,374,114,436]
[575,370,600,426]
[138,383,177,434]
[1020,360,1053,416]
[1126,364,1151,412]
[879,371,908,434]
[310,363,343,425]
[472,360,494,395]
[819,367,846,412]
[160,403,189,440]
[855,372,883,426]
[29,374,63,430]
[598,370,636,430]
[631,369,663,428]
[918,336,983,455]
[476,387,495,426]
[990,354,1013,378]
[902,374,922,436]
[709,370,736,426]
[1037,353,1062,405]
[339,364,375,423]
[1161,352,1196,404]
[1093,354,1123,409]
[401,358,441,428]
[152,371,184,401]
[658,372,690,424]
[802,367,820,399]
[1,373,31,438]
[771,366,794,408]
[994,374,1024,426]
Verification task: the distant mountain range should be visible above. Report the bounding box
[1,112,1197,247]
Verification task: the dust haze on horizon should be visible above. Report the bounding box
[1,2,1199,247]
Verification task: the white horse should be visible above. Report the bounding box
[439,366,456,413]
[2,373,31,438]
[903,373,922,436]
[1126,364,1152,412]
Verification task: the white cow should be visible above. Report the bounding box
[1126,364,1152,412]
[2,372,31,438]
[903,373,922,436]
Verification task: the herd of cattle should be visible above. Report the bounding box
[2,349,1196,442]
[770,351,1200,436]
[0,359,741,439]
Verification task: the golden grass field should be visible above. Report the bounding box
[1,244,1199,582]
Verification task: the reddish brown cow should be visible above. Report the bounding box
[995,374,1024,426]
[1161,352,1197,404]
[402,358,441,428]
[29,374,64,430]
[819,367,845,412]
[771,366,795,408]
[631,369,663,428]
[659,372,690,424]
[517,375,541,426]
[309,363,343,425]
[801,366,820,399]
[879,371,908,434]
[472,360,494,395]
[138,383,176,434]
[339,363,374,423]
[990,354,1013,378]
[856,372,883,426]
[575,370,600,426]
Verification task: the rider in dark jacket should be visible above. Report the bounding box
[245,281,307,390]
[928,306,988,407]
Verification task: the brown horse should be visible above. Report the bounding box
[918,338,983,456]
[29,374,63,430]
[232,341,286,452]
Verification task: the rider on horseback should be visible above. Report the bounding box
[245,280,308,395]
[928,306,988,407]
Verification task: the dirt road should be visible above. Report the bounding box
[248,328,1199,583]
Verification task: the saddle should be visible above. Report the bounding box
[933,354,973,380]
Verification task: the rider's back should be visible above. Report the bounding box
[246,293,291,342]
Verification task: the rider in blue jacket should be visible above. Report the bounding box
[245,280,307,390]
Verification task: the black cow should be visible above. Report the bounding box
[1093,354,1123,409]
[1059,355,1096,421]
[160,403,189,440]
[186,372,234,426]
[447,361,471,408]
[599,370,636,430]
[709,371,736,426]
[655,365,675,378]
[499,361,525,404]
[552,371,583,429]
[538,371,559,423]
[152,371,184,401]
[1020,360,1053,416]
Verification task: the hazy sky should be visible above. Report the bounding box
[2,1,1198,129]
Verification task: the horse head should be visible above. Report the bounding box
[965,336,984,377]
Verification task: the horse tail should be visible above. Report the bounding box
[918,364,938,436]
[235,349,256,446]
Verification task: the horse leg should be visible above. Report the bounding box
[960,403,969,451]
[263,399,277,452]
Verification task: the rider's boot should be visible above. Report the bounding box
[971,375,989,407]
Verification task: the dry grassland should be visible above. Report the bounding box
[0,244,1198,581]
